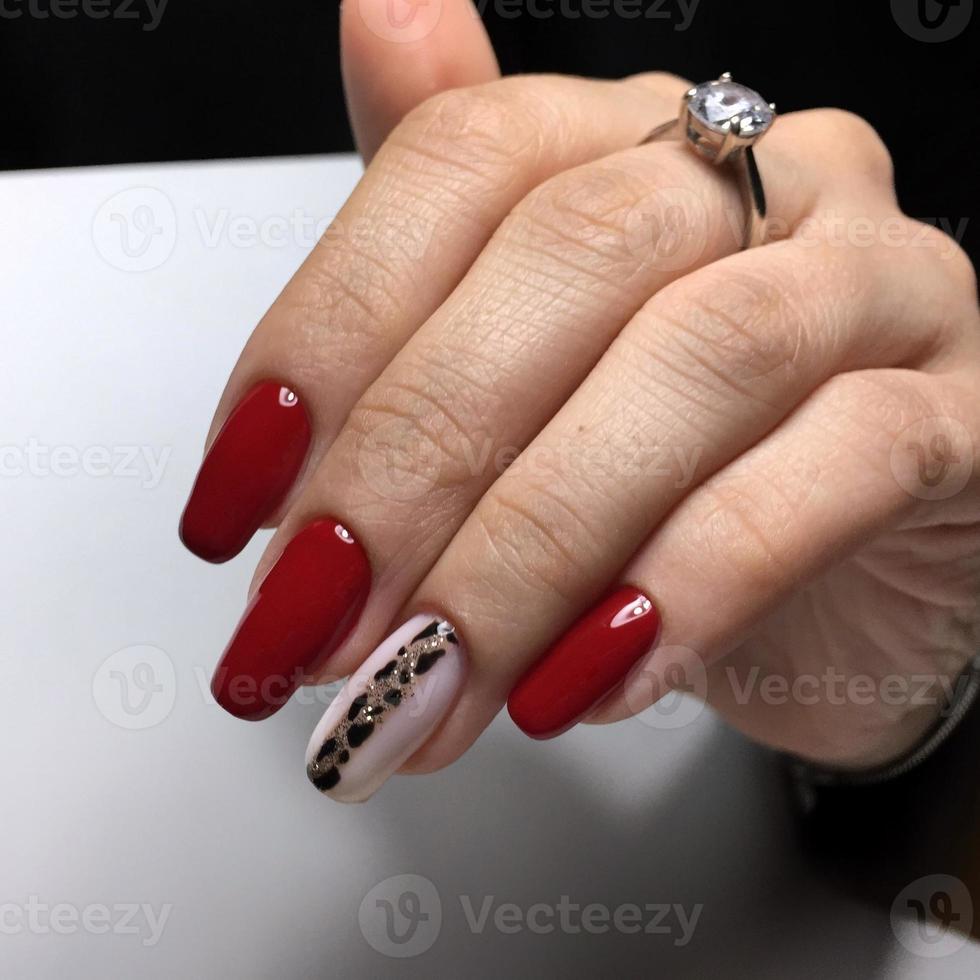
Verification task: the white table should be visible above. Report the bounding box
[1,156,975,978]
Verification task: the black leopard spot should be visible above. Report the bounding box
[347,721,375,747]
[415,649,446,674]
[310,766,340,791]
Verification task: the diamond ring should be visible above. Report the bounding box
[642,73,776,250]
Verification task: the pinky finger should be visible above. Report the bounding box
[509,367,980,748]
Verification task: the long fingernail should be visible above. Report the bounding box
[211,518,370,721]
[180,381,311,563]
[306,614,466,802]
[507,587,661,739]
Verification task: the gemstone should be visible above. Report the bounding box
[689,80,773,137]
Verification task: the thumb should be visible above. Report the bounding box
[341,0,501,163]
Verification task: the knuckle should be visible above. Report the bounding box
[910,220,978,296]
[504,163,648,268]
[345,369,489,495]
[820,370,940,441]
[639,258,818,389]
[811,108,894,185]
[474,479,601,601]
[389,79,555,183]
[692,478,794,595]
[286,247,402,342]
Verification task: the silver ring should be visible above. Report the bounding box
[642,73,776,250]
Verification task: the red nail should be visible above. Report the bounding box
[507,587,661,740]
[180,381,311,563]
[211,518,371,721]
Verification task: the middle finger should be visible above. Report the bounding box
[211,110,834,721]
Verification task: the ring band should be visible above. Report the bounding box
[642,73,776,250]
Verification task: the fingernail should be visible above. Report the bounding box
[180,381,311,563]
[507,587,661,740]
[211,518,370,721]
[306,614,466,802]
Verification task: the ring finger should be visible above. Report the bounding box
[305,147,956,799]
[210,105,880,724]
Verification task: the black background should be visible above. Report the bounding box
[1,0,977,257]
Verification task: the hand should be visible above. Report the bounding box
[180,0,980,801]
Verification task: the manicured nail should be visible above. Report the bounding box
[306,614,466,802]
[507,587,661,740]
[180,381,311,563]
[211,518,370,721]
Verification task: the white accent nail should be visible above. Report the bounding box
[305,613,466,803]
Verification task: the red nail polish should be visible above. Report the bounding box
[507,587,661,740]
[180,381,311,563]
[211,518,370,721]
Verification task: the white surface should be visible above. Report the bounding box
[1,155,978,978]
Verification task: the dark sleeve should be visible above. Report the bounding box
[787,674,980,943]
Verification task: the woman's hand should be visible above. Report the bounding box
[181,0,980,801]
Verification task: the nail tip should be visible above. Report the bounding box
[305,613,465,804]
[506,703,560,741]
[179,379,312,566]
[211,674,282,722]
[178,510,245,564]
[179,533,237,565]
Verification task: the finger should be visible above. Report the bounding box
[179,73,688,564]
[584,365,980,769]
[342,0,500,162]
[403,223,964,774]
[305,215,963,797]
[223,104,835,722]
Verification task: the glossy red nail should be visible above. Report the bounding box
[211,518,371,721]
[508,587,661,740]
[180,381,311,563]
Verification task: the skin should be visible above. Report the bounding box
[207,0,980,776]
